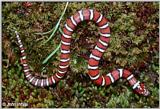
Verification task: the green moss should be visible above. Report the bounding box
[2,2,159,108]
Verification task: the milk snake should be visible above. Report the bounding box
[15,9,149,96]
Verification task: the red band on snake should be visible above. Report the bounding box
[15,9,150,96]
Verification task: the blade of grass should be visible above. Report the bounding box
[34,27,55,35]
[43,2,68,44]
[58,27,63,34]
[42,42,61,64]
[34,2,68,36]
[39,27,63,47]
[42,27,63,64]
[41,2,68,64]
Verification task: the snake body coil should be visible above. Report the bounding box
[16,9,149,96]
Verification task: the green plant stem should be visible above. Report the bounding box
[43,2,68,44]
[42,43,61,64]
[34,27,55,35]
[59,27,63,34]
[42,27,62,64]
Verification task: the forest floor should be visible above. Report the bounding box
[2,2,159,108]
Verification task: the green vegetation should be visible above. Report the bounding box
[2,2,159,108]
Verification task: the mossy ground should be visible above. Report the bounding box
[2,2,159,108]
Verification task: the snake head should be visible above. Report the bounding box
[134,82,150,96]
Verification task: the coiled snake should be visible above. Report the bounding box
[15,9,149,96]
